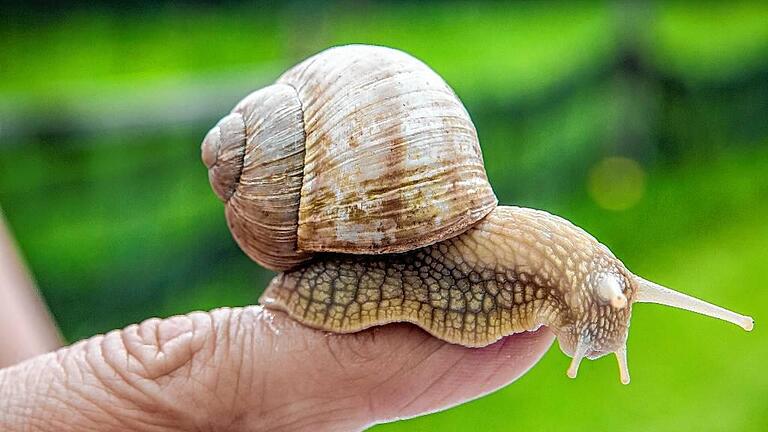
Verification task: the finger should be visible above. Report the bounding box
[258,308,554,426]
[0,306,553,432]
[0,210,62,368]
[350,325,553,424]
[216,309,554,430]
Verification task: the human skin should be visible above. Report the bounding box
[0,209,62,368]
[0,205,553,432]
[0,306,553,431]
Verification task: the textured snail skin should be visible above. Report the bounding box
[261,206,634,361]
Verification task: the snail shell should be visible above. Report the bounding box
[202,45,497,271]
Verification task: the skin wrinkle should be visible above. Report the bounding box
[48,336,169,430]
[366,329,552,427]
[134,311,241,430]
[119,327,152,378]
[87,337,148,428]
[50,349,90,420]
[475,337,511,393]
[37,357,62,425]
[364,332,449,420]
[260,397,342,432]
[235,310,270,429]
[101,319,212,429]
[1,304,553,431]
[256,330,353,429]
[324,336,351,375]
[95,334,183,431]
[399,348,468,414]
[203,311,230,417]
[299,398,362,432]
[228,308,247,423]
[264,401,336,431]
[336,328,384,366]
[73,344,132,429]
[151,319,163,360]
[192,310,238,430]
[474,335,540,397]
[110,330,167,402]
[250,308,282,423]
[1,361,27,429]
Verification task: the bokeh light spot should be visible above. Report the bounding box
[587,157,646,211]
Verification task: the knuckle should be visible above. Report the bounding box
[132,313,213,380]
[82,312,224,429]
[103,312,213,382]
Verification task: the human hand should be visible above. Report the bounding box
[0,305,553,431]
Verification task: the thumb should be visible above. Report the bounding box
[0,306,553,431]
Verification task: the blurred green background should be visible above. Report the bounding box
[1,1,766,430]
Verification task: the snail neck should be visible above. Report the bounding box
[260,206,593,346]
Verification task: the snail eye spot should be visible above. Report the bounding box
[596,274,628,310]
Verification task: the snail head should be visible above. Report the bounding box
[549,244,753,385]
[546,251,634,384]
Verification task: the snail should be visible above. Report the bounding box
[201,44,753,384]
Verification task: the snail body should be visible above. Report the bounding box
[261,206,632,351]
[203,45,753,384]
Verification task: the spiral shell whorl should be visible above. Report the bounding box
[205,83,311,271]
[202,113,246,202]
